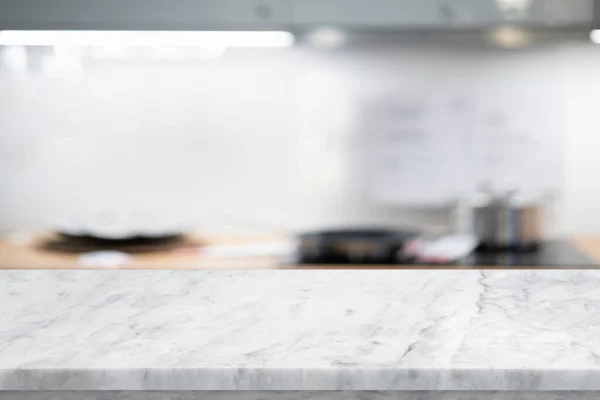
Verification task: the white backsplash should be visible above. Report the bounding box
[0,42,596,236]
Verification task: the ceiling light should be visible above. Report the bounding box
[0,30,295,48]
[487,26,530,48]
[307,27,347,49]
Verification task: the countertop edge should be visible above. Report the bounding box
[2,368,600,391]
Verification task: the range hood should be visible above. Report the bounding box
[0,0,595,31]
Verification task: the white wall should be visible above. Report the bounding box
[554,44,600,236]
[0,42,597,237]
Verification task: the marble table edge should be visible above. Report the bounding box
[2,367,600,391]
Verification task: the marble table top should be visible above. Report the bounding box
[2,270,600,391]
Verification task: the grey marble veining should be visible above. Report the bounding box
[2,270,600,391]
[0,391,598,400]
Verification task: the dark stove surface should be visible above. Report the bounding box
[458,240,597,267]
[297,239,597,268]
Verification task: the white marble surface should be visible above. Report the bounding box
[0,391,596,400]
[2,270,600,390]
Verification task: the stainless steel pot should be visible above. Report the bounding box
[474,190,543,252]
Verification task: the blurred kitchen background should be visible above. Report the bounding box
[2,0,600,267]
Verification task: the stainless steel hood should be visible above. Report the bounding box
[0,0,595,31]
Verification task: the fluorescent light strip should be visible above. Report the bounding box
[591,30,600,44]
[0,30,295,48]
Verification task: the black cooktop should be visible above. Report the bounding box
[296,239,597,267]
[455,240,597,267]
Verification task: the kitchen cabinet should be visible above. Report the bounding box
[291,0,483,28]
[291,0,592,29]
[0,0,293,30]
[0,0,591,31]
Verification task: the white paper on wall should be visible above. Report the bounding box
[366,76,564,206]
[471,87,564,198]
[366,90,473,206]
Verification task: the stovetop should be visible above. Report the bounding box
[296,240,597,267]
[453,240,596,267]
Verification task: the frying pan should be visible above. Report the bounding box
[216,215,421,264]
[297,228,420,264]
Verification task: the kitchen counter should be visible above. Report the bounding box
[3,269,600,400]
[0,232,284,270]
[1,232,600,269]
